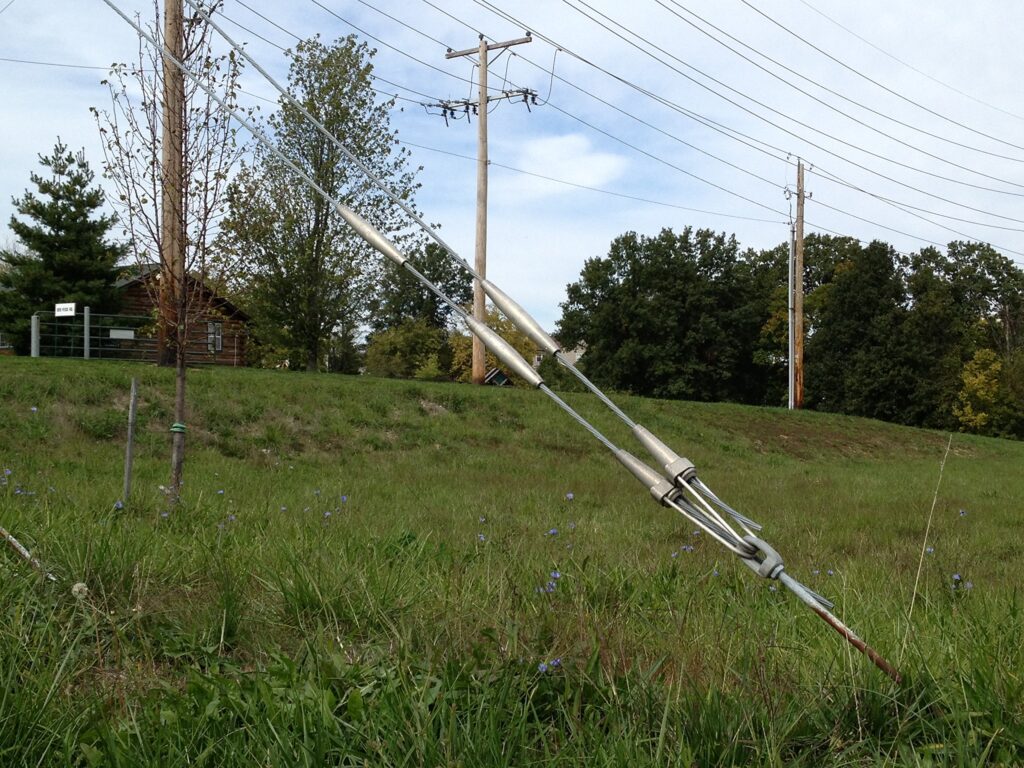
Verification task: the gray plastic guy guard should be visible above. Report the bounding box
[614,449,676,504]
[463,315,544,388]
[632,425,697,483]
[740,535,784,579]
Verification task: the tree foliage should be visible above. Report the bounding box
[555,227,1024,439]
[219,35,422,371]
[557,228,771,401]
[0,141,124,353]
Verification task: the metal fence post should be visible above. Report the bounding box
[30,314,40,357]
[84,306,91,360]
[123,377,138,504]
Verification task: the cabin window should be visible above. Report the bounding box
[207,321,223,353]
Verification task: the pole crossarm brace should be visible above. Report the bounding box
[105,0,900,686]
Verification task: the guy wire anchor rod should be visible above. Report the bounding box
[117,0,900,683]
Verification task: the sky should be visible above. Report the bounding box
[2,0,1023,331]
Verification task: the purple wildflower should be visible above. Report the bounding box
[227,514,236,523]
[113,500,124,510]
[538,662,548,673]
[952,573,961,582]
[217,489,224,495]
[565,492,574,501]
[546,528,558,536]
[30,406,38,413]
[550,571,561,580]
[550,658,561,668]
[323,511,332,518]
[925,546,934,555]
[827,569,834,576]
[477,533,486,542]
[958,509,967,517]
[340,495,348,503]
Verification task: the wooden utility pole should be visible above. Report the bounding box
[794,160,806,409]
[446,33,532,384]
[159,0,185,368]
[160,0,188,499]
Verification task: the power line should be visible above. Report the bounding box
[0,56,108,70]
[794,0,1024,124]
[656,0,1024,171]
[342,1,793,214]
[557,0,1024,198]
[402,140,784,223]
[0,0,17,15]
[739,0,1024,153]
[304,0,477,90]
[470,0,1024,229]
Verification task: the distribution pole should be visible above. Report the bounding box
[788,220,795,410]
[159,0,185,368]
[446,33,533,384]
[794,160,806,409]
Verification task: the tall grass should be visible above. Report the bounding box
[1,357,1022,765]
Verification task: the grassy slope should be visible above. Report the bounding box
[1,357,1022,766]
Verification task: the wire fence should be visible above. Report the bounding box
[30,310,245,365]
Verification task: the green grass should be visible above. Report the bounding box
[1,356,1023,766]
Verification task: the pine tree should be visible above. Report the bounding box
[0,140,124,353]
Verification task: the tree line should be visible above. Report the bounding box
[555,227,1024,439]
[2,30,1021,442]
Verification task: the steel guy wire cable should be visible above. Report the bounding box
[108,0,903,682]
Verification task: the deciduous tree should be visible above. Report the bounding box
[219,35,423,372]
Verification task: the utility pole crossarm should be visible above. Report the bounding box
[445,35,532,59]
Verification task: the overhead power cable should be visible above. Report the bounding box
[656,0,1024,172]
[105,0,903,683]
[468,0,1024,231]
[739,0,1024,153]
[401,139,785,224]
[556,0,1024,198]
[794,0,1024,124]
[301,0,478,90]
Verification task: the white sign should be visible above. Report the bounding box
[54,303,76,317]
[109,329,135,340]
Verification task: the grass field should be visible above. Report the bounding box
[1,356,1023,766]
